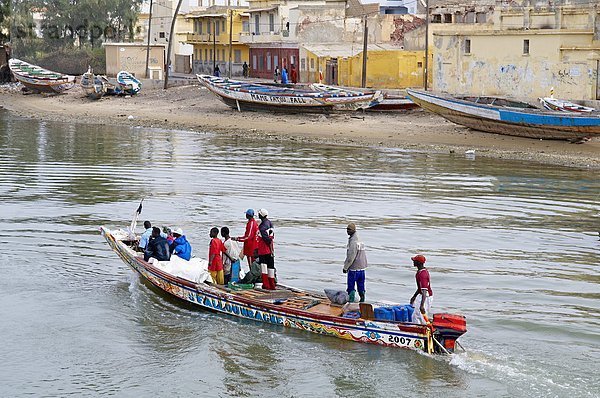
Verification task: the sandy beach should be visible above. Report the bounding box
[1,83,599,169]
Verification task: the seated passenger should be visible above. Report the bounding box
[170,228,192,261]
[139,221,153,250]
[144,227,171,262]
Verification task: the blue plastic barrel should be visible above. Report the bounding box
[230,260,241,283]
[406,305,415,322]
[394,306,408,322]
[374,307,395,321]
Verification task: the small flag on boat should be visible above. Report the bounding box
[136,200,143,215]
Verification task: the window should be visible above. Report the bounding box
[255,15,260,34]
[267,54,271,70]
[222,21,225,33]
[215,20,220,35]
[301,58,305,70]
[199,21,203,34]
[523,39,530,55]
[417,61,423,68]
[269,14,275,32]
[310,58,314,70]
[242,21,249,32]
[204,49,208,61]
[465,39,471,54]
[476,12,486,23]
[444,14,452,23]
[259,55,264,70]
[432,14,441,23]
[222,49,225,61]
[252,54,257,70]
[159,31,165,38]
[274,55,278,70]
[210,49,213,61]
[291,55,296,65]
[234,49,242,63]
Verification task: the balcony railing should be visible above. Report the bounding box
[186,32,242,43]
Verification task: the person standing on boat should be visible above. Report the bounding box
[257,208,276,290]
[343,223,368,302]
[208,227,226,285]
[409,254,433,324]
[221,226,241,284]
[139,221,153,250]
[144,227,171,262]
[170,228,192,261]
[235,209,259,267]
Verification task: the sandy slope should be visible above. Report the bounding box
[1,84,598,169]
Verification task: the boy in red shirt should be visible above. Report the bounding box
[409,254,433,324]
[208,227,226,285]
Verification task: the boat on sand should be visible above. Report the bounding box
[197,74,383,113]
[8,58,75,94]
[407,89,600,141]
[101,222,466,355]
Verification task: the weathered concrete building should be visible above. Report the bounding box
[185,6,250,76]
[104,43,165,78]
[431,1,600,100]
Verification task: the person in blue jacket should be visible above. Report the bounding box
[170,227,192,260]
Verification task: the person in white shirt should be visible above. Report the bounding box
[221,226,241,284]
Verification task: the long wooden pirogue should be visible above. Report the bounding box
[101,225,466,354]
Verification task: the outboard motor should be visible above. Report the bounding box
[432,313,467,353]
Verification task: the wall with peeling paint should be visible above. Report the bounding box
[433,30,600,100]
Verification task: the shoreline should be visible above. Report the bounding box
[1,84,599,169]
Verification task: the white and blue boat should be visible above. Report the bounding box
[406,89,600,141]
[116,71,142,95]
[197,75,383,113]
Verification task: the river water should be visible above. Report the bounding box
[0,110,598,397]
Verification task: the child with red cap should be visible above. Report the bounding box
[410,254,433,324]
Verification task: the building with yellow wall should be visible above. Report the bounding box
[185,6,250,76]
[431,3,600,101]
[301,43,424,88]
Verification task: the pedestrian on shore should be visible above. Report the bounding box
[242,61,249,78]
[290,64,298,84]
[274,66,279,83]
[409,254,433,324]
[214,64,220,77]
[208,227,226,284]
[343,223,367,302]
[281,67,288,84]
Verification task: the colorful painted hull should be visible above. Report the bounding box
[407,89,600,140]
[9,58,75,94]
[116,71,141,95]
[198,75,383,113]
[101,226,440,353]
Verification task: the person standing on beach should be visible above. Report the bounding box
[274,66,279,83]
[290,64,298,84]
[343,223,367,302]
[214,65,220,77]
[235,209,259,267]
[242,61,249,78]
[257,208,275,289]
[281,67,288,84]
[409,254,433,324]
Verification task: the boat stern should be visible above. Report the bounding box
[432,313,467,353]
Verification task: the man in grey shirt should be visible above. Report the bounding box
[343,223,368,302]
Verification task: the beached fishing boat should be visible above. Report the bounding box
[80,67,122,99]
[310,84,416,112]
[406,89,600,140]
[116,71,141,95]
[101,224,466,354]
[539,97,595,113]
[197,75,383,112]
[8,58,75,94]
